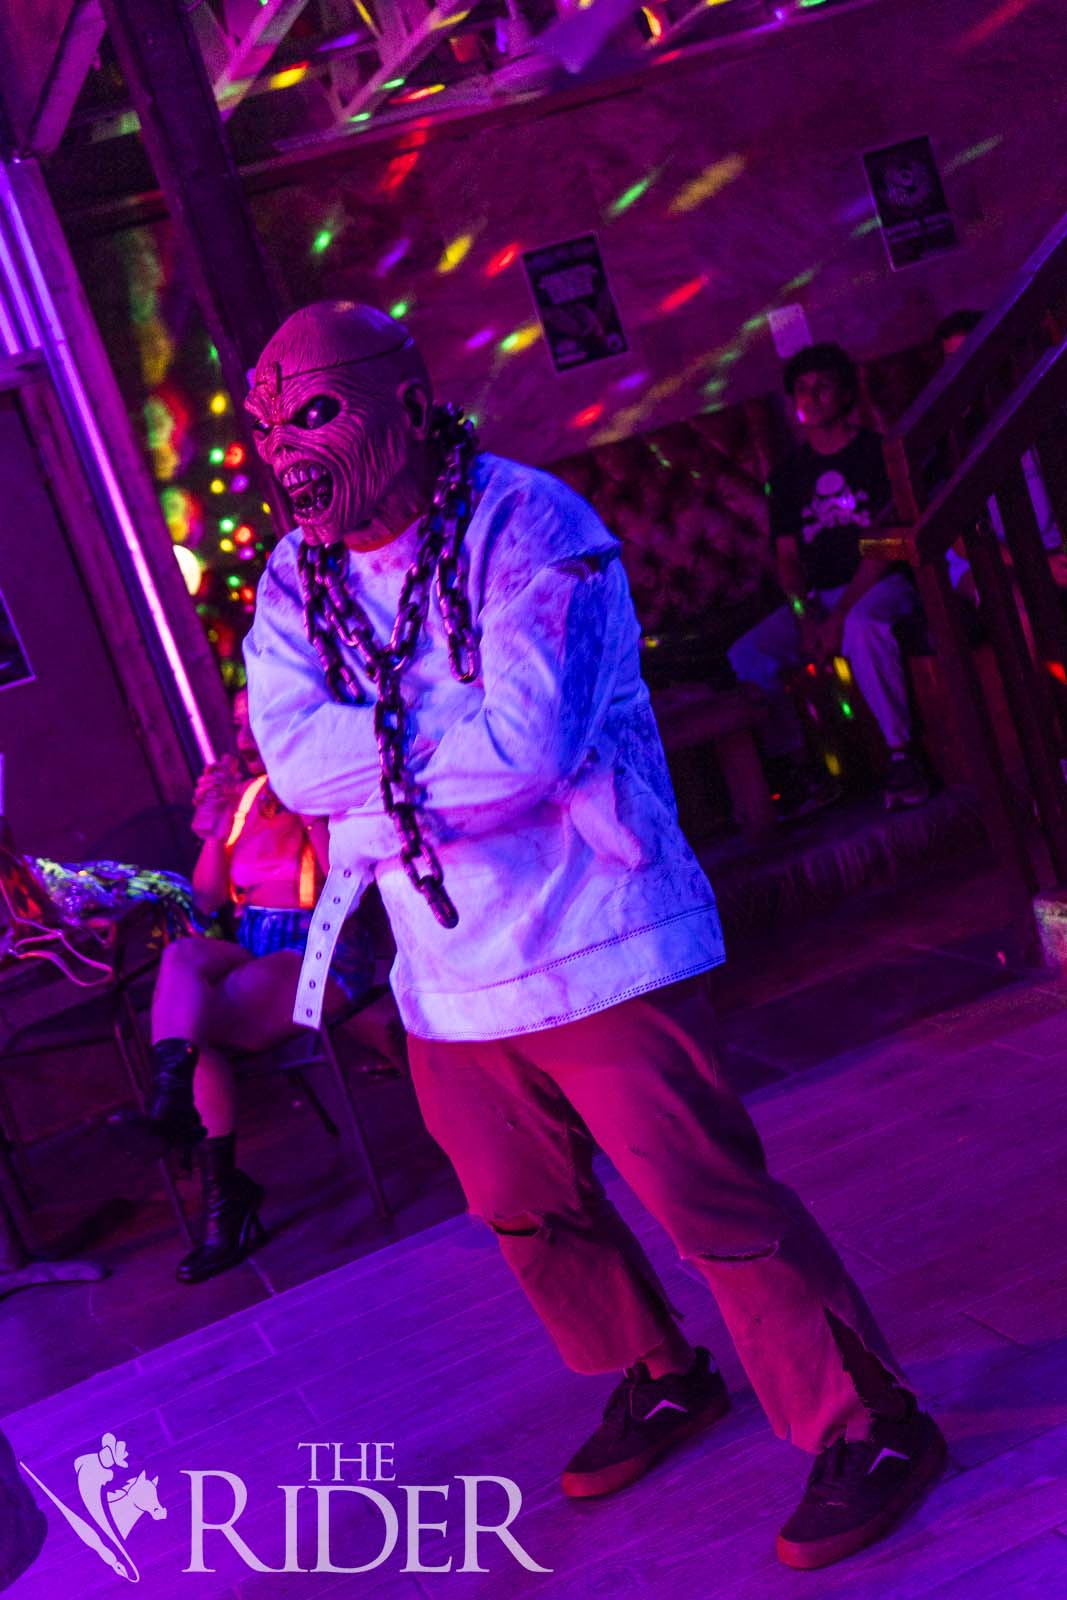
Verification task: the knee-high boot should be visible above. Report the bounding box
[108,1037,207,1160]
[177,1134,265,1285]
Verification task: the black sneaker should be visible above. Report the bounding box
[775,765,843,820]
[884,750,931,811]
[777,1399,947,1569]
[561,1347,729,1499]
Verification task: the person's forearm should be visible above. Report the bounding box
[191,839,230,915]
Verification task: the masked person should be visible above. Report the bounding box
[110,689,373,1283]
[236,301,944,1571]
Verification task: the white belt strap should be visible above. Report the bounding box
[293,865,362,1029]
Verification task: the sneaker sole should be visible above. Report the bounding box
[775,1426,947,1571]
[561,1391,731,1500]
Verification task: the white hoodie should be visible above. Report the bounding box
[245,453,724,1041]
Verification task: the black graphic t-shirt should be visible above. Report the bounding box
[768,430,892,593]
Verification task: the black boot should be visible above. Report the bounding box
[176,1134,265,1285]
[108,1038,207,1161]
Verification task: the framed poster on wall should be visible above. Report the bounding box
[0,583,33,693]
[863,136,959,270]
[522,235,628,371]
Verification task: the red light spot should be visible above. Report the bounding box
[806,662,817,677]
[571,403,604,428]
[485,243,521,277]
[235,524,254,545]
[659,275,707,313]
[957,0,1036,51]
[379,152,420,194]
[1049,661,1067,684]
[239,585,255,603]
[224,442,246,468]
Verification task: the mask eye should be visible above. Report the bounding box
[294,394,341,430]
[249,417,271,438]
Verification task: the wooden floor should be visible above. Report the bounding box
[6,964,1067,1598]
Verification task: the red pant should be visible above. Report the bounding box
[408,975,910,1454]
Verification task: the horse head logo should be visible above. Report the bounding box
[19,1431,166,1583]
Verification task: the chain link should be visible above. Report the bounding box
[296,405,480,928]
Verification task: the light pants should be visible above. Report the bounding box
[728,572,921,757]
[408,975,911,1454]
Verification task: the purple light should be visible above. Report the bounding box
[230,472,250,492]
[375,237,413,277]
[0,162,216,762]
[465,326,495,351]
[616,370,650,391]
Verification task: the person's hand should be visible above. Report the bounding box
[813,612,845,666]
[191,754,245,841]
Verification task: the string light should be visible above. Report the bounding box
[382,76,406,89]
[209,446,225,465]
[219,517,236,533]
[235,524,255,545]
[219,538,235,553]
[571,403,604,428]
[607,174,657,217]
[389,299,411,319]
[210,478,225,495]
[393,84,445,103]
[312,229,334,254]
[223,443,245,467]
[209,392,228,415]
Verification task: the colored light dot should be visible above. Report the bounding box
[312,229,334,255]
[351,111,372,123]
[235,524,254,545]
[231,473,249,493]
[389,300,410,319]
[840,701,854,719]
[210,478,225,494]
[262,502,271,514]
[382,76,406,89]
[210,393,228,415]
[825,751,842,776]
[833,657,852,684]
[223,442,245,467]
[209,447,225,464]
[219,517,236,533]
[226,574,241,589]
[219,538,235,552]
[208,343,219,362]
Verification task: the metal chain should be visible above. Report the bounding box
[296,404,480,929]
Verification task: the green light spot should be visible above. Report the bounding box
[840,700,854,719]
[852,216,880,238]
[791,596,805,618]
[383,77,406,89]
[741,314,764,334]
[607,174,656,218]
[220,518,236,534]
[389,300,410,319]
[208,343,219,363]
[209,447,225,464]
[312,229,333,254]
[499,333,519,352]
[351,111,372,122]
[226,574,241,588]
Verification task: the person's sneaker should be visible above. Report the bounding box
[561,1347,729,1499]
[775,765,843,820]
[884,749,932,811]
[776,1399,947,1570]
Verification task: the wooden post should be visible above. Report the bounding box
[98,0,289,524]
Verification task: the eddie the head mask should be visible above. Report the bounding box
[245,301,432,546]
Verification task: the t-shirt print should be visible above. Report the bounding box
[800,470,874,545]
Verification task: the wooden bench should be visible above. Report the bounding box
[650,683,775,841]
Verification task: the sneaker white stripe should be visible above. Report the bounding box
[867,1447,910,1474]
[643,1400,689,1419]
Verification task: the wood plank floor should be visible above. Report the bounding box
[6,968,1067,1599]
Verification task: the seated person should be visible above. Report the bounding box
[110,688,373,1284]
[729,342,929,812]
